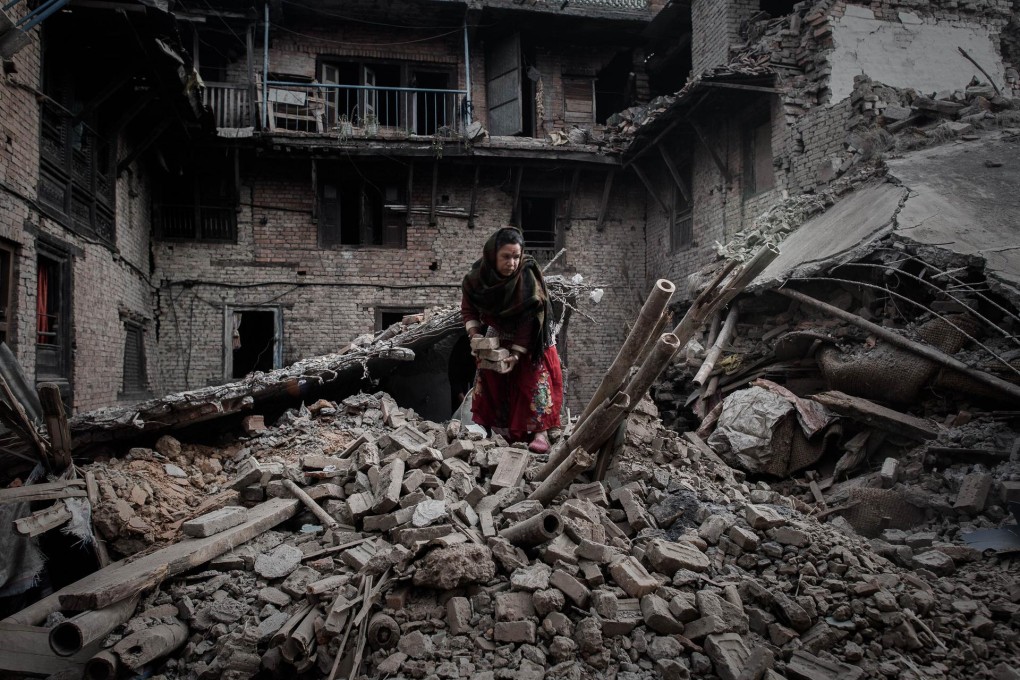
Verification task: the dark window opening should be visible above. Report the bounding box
[594,51,634,125]
[376,307,423,332]
[38,26,116,243]
[35,249,73,408]
[319,60,405,129]
[448,333,475,413]
[319,163,406,247]
[120,321,150,400]
[231,310,278,379]
[157,149,238,242]
[0,245,14,347]
[519,195,558,263]
[743,111,775,197]
[760,0,797,16]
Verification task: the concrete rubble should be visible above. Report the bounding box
[9,382,1013,680]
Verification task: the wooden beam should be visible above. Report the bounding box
[623,116,684,169]
[562,167,581,230]
[310,159,318,222]
[596,168,615,232]
[0,479,85,505]
[688,118,731,185]
[405,162,414,226]
[658,145,691,205]
[467,164,479,229]
[510,165,523,226]
[117,117,172,175]
[429,161,439,226]
[24,498,301,614]
[702,81,784,94]
[631,161,669,213]
[811,391,939,441]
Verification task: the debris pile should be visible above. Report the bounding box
[11,387,1018,680]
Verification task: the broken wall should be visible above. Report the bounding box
[152,158,649,413]
[0,13,161,413]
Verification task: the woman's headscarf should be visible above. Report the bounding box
[462,228,554,357]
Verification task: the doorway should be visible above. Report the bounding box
[227,308,281,379]
[35,248,73,407]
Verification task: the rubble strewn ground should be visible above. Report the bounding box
[55,384,1019,680]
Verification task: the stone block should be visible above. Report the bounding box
[511,562,552,591]
[571,482,609,506]
[954,473,992,514]
[442,439,475,460]
[879,458,899,487]
[684,615,727,640]
[182,506,248,537]
[494,620,536,643]
[646,538,709,574]
[703,633,750,680]
[769,526,811,548]
[549,569,591,607]
[609,556,659,598]
[641,593,684,633]
[495,591,536,621]
[699,515,731,544]
[745,505,786,530]
[669,593,699,622]
[912,550,955,576]
[490,448,531,490]
[576,538,616,564]
[785,649,864,680]
[241,415,265,434]
[728,526,759,552]
[503,500,544,523]
[1001,481,1020,504]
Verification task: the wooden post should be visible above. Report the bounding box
[467,164,479,228]
[429,161,439,226]
[108,619,188,672]
[83,649,118,680]
[498,510,563,545]
[405,162,414,226]
[283,479,339,530]
[536,392,629,481]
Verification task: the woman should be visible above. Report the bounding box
[461,227,563,452]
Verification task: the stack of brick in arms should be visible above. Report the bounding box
[39,389,1020,680]
[472,336,514,373]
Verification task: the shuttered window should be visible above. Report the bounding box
[121,322,150,398]
[563,76,595,125]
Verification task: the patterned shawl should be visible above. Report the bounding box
[462,228,554,358]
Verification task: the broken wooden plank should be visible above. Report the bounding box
[0,479,87,505]
[811,391,938,441]
[6,498,301,616]
[38,383,73,470]
[14,501,72,537]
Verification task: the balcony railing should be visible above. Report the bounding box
[202,82,254,129]
[569,0,648,7]
[263,82,468,136]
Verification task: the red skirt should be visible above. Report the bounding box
[471,345,563,442]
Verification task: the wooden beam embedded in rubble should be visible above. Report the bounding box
[38,383,72,470]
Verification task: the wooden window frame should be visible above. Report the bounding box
[156,149,239,243]
[0,243,15,348]
[317,164,406,249]
[670,184,693,252]
[119,320,152,400]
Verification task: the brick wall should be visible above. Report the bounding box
[691,0,760,74]
[152,157,648,412]
[0,17,162,413]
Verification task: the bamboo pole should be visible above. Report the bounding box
[693,306,738,386]
[777,287,1020,402]
[576,279,675,425]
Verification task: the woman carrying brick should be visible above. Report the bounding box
[460,227,563,453]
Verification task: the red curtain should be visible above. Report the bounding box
[37,260,50,344]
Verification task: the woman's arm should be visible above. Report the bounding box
[461,291,482,338]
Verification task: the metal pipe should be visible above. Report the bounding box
[462,17,472,123]
[262,2,269,129]
[498,509,563,545]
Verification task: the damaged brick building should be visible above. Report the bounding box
[0,0,1017,419]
